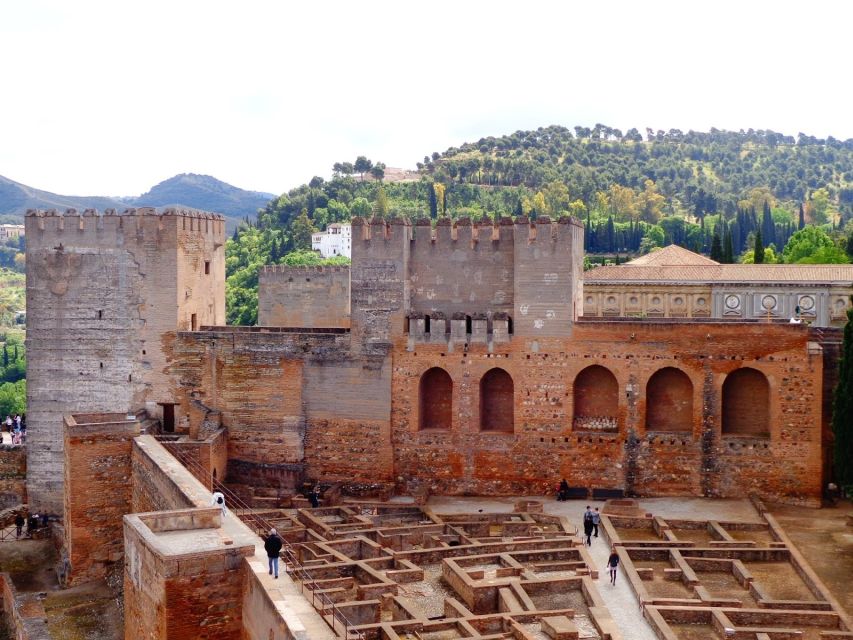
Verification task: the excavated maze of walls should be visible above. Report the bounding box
[254,502,619,640]
[599,504,853,640]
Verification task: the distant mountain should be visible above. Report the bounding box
[0,175,126,217]
[127,174,275,229]
[0,173,275,231]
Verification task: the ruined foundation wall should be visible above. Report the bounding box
[258,265,350,328]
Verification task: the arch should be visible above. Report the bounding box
[645,367,693,432]
[419,367,453,430]
[722,368,770,436]
[573,365,619,431]
[480,368,514,432]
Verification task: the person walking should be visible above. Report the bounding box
[14,512,24,538]
[265,528,283,579]
[309,485,321,508]
[592,508,601,538]
[606,546,620,585]
[557,479,569,501]
[583,511,594,546]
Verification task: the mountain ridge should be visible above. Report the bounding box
[0,173,274,231]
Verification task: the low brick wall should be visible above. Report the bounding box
[0,572,51,639]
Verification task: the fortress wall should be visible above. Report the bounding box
[25,208,225,512]
[166,328,393,485]
[258,265,350,328]
[408,217,515,319]
[390,321,823,506]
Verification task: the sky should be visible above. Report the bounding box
[1,0,851,198]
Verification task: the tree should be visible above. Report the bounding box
[810,187,831,225]
[798,203,806,230]
[350,197,372,218]
[710,230,723,262]
[847,231,853,260]
[754,229,765,264]
[291,209,316,250]
[782,226,850,264]
[433,183,446,216]
[354,156,373,181]
[541,180,570,217]
[428,184,438,218]
[374,187,389,219]
[832,298,853,488]
[723,229,734,264]
[370,162,386,182]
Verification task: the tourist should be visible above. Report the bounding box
[12,430,21,445]
[14,512,24,538]
[3,415,10,432]
[606,546,620,585]
[557,479,569,501]
[14,415,20,431]
[212,491,227,517]
[265,528,283,579]
[584,505,593,521]
[583,513,594,546]
[592,508,601,537]
[309,485,321,508]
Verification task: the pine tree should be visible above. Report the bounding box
[798,203,806,230]
[754,229,765,264]
[832,299,853,488]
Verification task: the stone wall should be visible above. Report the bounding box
[63,413,140,586]
[25,208,225,513]
[389,320,823,505]
[258,265,350,328]
[0,445,26,509]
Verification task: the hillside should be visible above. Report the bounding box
[227,127,853,324]
[0,173,273,231]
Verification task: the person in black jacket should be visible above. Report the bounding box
[264,528,283,579]
[14,512,24,538]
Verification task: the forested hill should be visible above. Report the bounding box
[226,126,853,324]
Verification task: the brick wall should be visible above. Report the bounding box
[389,321,823,505]
[0,445,26,509]
[258,265,350,328]
[63,414,140,585]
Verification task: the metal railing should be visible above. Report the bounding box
[158,440,365,639]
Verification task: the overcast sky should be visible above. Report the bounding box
[1,1,850,197]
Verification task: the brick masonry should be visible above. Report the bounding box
[0,445,26,509]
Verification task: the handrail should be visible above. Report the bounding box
[158,440,364,639]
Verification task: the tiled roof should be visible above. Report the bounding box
[627,245,719,266]
[584,263,853,284]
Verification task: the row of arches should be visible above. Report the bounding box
[418,365,770,436]
[575,365,769,436]
[420,367,514,432]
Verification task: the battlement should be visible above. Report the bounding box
[351,214,583,247]
[25,207,225,246]
[25,207,224,221]
[261,264,350,275]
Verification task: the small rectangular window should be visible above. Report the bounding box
[191,313,197,331]
[204,261,210,275]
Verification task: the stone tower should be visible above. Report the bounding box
[25,208,226,512]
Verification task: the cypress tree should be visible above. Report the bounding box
[2,345,7,368]
[754,229,765,264]
[710,230,723,262]
[428,184,438,219]
[798,203,806,230]
[832,298,853,488]
[723,229,734,264]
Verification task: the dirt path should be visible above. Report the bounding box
[767,501,853,617]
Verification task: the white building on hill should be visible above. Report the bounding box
[311,223,351,258]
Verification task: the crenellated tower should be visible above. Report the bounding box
[25,207,226,512]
